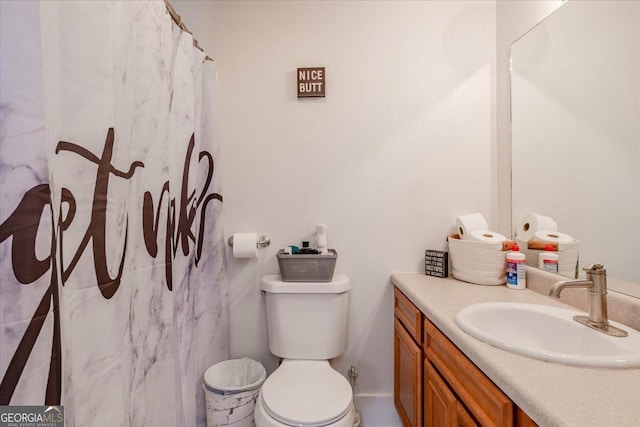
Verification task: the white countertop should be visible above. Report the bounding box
[391,273,640,427]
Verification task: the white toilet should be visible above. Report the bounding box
[255,274,355,427]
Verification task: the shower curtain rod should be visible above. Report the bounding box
[164,0,213,61]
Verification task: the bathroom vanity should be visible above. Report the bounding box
[394,286,533,427]
[392,273,640,427]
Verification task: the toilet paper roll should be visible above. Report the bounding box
[456,213,489,240]
[533,230,574,245]
[468,230,507,243]
[233,233,258,258]
[516,213,558,241]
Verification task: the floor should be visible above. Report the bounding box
[353,395,402,427]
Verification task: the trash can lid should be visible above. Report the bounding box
[261,360,352,426]
[204,358,266,395]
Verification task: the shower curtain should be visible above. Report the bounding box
[0,1,229,426]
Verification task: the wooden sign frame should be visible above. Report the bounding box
[297,67,325,98]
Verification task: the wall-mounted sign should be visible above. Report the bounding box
[297,67,325,98]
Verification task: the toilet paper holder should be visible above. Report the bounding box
[227,234,271,249]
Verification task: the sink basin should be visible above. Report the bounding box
[454,302,640,369]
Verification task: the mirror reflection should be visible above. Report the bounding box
[510,1,640,292]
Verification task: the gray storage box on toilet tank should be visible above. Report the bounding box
[276,249,337,282]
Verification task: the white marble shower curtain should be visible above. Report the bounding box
[0,2,228,426]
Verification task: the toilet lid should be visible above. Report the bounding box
[261,360,352,426]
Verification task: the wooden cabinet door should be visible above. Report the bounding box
[394,317,422,427]
[424,317,513,426]
[515,408,538,427]
[425,361,478,427]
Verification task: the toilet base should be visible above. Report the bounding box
[255,390,355,427]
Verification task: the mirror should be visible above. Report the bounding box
[510,0,640,296]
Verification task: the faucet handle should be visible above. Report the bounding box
[583,264,606,274]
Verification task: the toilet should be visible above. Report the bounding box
[255,274,355,427]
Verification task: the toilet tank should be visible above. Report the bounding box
[261,274,350,360]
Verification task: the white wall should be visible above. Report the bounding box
[173,0,496,402]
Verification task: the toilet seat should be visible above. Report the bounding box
[261,360,353,427]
